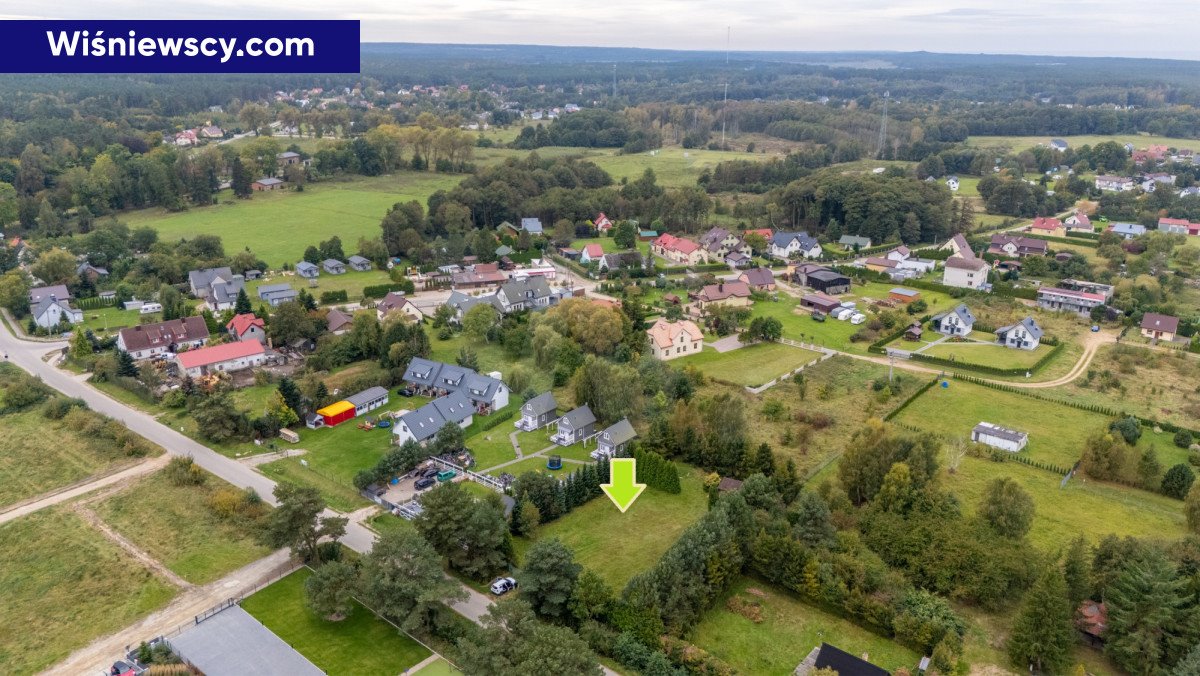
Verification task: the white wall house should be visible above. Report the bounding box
[932,304,976,336]
[972,422,1028,452]
[942,255,989,289]
[995,317,1043,351]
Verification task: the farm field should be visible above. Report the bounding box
[676,342,824,387]
[691,578,921,675]
[0,509,176,674]
[916,340,1053,370]
[946,456,1188,551]
[241,568,432,675]
[0,372,161,508]
[92,471,271,584]
[121,173,461,267]
[966,133,1200,153]
[894,378,1188,468]
[512,467,709,590]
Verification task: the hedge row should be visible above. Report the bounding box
[910,341,1064,377]
[952,373,1200,440]
[994,451,1072,477]
[363,282,414,299]
[1065,230,1100,241]
[883,377,940,421]
[77,296,118,310]
[868,314,933,354]
[661,262,732,274]
[1023,233,1099,249]
[320,290,349,304]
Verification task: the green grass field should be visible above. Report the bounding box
[894,379,1188,469]
[121,173,461,267]
[241,568,431,675]
[947,456,1188,551]
[691,578,920,674]
[966,133,1199,153]
[570,236,650,256]
[78,305,158,336]
[513,468,709,590]
[93,471,271,584]
[0,381,160,508]
[0,509,176,674]
[474,144,769,188]
[676,342,824,387]
[917,340,1053,370]
[245,269,394,305]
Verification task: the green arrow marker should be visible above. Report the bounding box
[601,458,646,513]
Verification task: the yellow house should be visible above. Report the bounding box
[646,319,704,360]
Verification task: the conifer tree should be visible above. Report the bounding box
[234,288,252,315]
[1008,566,1075,674]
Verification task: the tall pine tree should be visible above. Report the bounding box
[1008,566,1075,674]
[231,157,252,198]
[1105,552,1198,674]
[234,288,252,315]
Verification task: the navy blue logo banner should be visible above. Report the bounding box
[0,20,360,73]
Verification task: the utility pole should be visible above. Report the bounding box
[876,91,890,159]
[721,83,728,148]
[611,64,616,99]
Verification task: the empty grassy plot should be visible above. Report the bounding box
[0,509,176,674]
[0,368,161,508]
[966,133,1199,153]
[677,342,824,387]
[245,269,394,304]
[241,568,431,675]
[691,578,920,675]
[93,471,271,584]
[894,378,1112,468]
[122,173,461,267]
[512,468,709,590]
[946,457,1187,551]
[919,340,1054,371]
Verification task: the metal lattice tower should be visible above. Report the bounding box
[876,91,890,158]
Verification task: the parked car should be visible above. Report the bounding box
[832,308,853,320]
[1091,325,1100,332]
[414,477,436,490]
[490,577,518,595]
[850,313,867,325]
[398,387,415,397]
[811,311,826,322]
[421,467,440,479]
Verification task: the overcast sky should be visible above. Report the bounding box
[4,0,1199,60]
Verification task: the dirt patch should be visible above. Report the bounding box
[726,594,764,623]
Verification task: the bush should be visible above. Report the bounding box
[2,376,52,410]
[1109,416,1142,445]
[1175,430,1194,449]
[42,396,88,419]
[320,290,349,304]
[1162,464,1196,500]
[164,456,206,486]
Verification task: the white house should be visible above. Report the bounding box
[942,254,989,289]
[769,232,822,260]
[118,316,210,360]
[393,391,474,446]
[932,304,976,336]
[175,340,265,378]
[972,422,1028,452]
[995,317,1043,350]
[1095,175,1135,192]
[31,295,83,329]
[946,176,960,191]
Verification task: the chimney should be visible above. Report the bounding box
[718,284,724,293]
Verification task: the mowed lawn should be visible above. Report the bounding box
[93,471,271,584]
[692,578,920,675]
[0,509,176,674]
[946,457,1188,551]
[241,568,431,675]
[0,387,159,508]
[919,340,1053,370]
[513,468,709,590]
[966,133,1200,153]
[121,173,462,267]
[245,269,394,304]
[677,342,824,387]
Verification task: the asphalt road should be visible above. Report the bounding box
[0,324,496,625]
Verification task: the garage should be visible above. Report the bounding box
[316,400,356,427]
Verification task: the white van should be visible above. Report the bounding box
[832,307,853,321]
[850,313,867,325]
[139,302,163,315]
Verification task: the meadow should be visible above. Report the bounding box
[691,578,921,674]
[899,338,1054,371]
[241,568,432,675]
[512,468,709,590]
[121,173,461,267]
[0,509,176,674]
[676,342,824,387]
[966,133,1200,153]
[894,378,1187,468]
[93,471,271,584]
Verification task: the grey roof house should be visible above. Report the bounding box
[931,304,976,336]
[394,390,474,446]
[497,276,557,313]
[520,217,544,234]
[347,255,372,271]
[29,284,72,304]
[323,259,346,275]
[517,392,558,431]
[552,405,597,446]
[295,261,320,278]
[346,386,389,416]
[838,234,872,250]
[995,316,1043,351]
[402,358,511,413]
[595,418,636,458]
[187,267,245,311]
[257,283,298,306]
